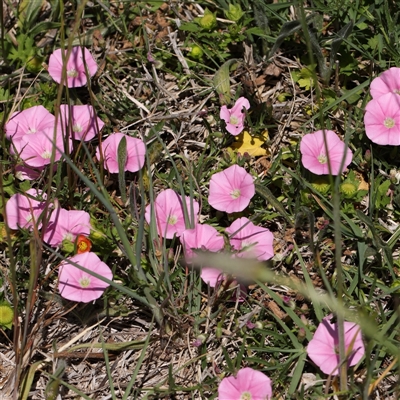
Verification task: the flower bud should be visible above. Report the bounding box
[189,45,204,60]
[199,8,217,30]
[0,302,13,328]
[225,4,244,22]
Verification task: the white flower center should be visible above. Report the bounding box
[394,89,400,95]
[63,232,74,242]
[318,154,327,164]
[79,276,91,288]
[67,68,78,78]
[73,124,82,132]
[229,115,239,125]
[230,189,241,199]
[168,215,178,225]
[240,392,252,400]
[27,127,37,134]
[41,150,52,159]
[384,117,395,128]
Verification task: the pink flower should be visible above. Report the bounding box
[208,165,255,213]
[5,105,55,144]
[220,97,250,136]
[15,164,43,181]
[96,132,146,173]
[299,130,353,175]
[364,93,400,145]
[370,67,400,99]
[181,224,225,287]
[226,217,274,261]
[181,224,224,259]
[218,367,272,400]
[200,267,224,287]
[58,252,112,303]
[58,104,104,141]
[307,316,365,375]
[5,189,48,230]
[43,208,91,247]
[145,189,199,239]
[14,127,66,168]
[48,47,98,88]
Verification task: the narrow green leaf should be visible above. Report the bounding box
[118,135,127,203]
[213,59,238,104]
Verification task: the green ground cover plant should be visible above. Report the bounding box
[0,0,400,398]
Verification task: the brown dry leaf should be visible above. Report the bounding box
[264,62,282,77]
[266,300,287,320]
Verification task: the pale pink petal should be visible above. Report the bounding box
[43,208,91,246]
[6,105,55,142]
[15,165,44,181]
[18,128,65,167]
[220,97,250,136]
[5,189,48,230]
[48,47,97,88]
[181,224,224,260]
[145,189,199,239]
[218,367,272,400]
[59,104,104,141]
[370,67,400,98]
[364,93,400,145]
[96,132,145,173]
[220,106,231,122]
[226,217,274,261]
[231,97,251,114]
[58,252,112,303]
[300,130,352,175]
[200,267,224,287]
[307,317,365,375]
[209,165,255,213]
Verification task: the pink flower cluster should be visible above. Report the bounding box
[4,48,135,303]
[364,67,400,145]
[5,191,111,302]
[216,316,365,398]
[145,164,273,289]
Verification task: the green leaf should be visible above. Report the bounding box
[118,135,127,203]
[213,59,238,104]
[179,22,201,33]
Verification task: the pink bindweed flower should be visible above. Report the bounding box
[96,132,146,173]
[200,267,224,287]
[43,208,91,247]
[307,316,365,375]
[13,127,67,168]
[300,130,353,175]
[58,252,112,303]
[208,165,255,213]
[145,189,199,239]
[58,104,104,141]
[181,224,225,287]
[218,367,272,400]
[364,92,400,145]
[181,224,224,260]
[48,47,98,88]
[5,105,55,144]
[5,189,48,230]
[370,67,400,99]
[220,97,250,136]
[15,164,43,181]
[226,217,274,261]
